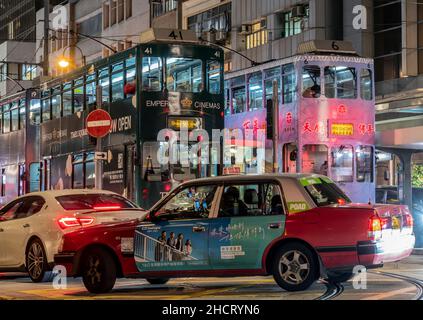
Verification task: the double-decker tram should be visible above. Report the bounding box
[224,41,375,203]
[0,89,41,205]
[0,29,224,209]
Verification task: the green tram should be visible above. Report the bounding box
[0,36,225,208]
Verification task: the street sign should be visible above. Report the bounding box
[86,109,112,138]
[94,152,108,161]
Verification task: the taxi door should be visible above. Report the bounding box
[208,181,287,270]
[134,184,219,272]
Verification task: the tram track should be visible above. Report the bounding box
[371,271,423,300]
[316,271,423,300]
[315,281,344,300]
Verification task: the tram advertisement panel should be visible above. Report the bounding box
[40,98,137,157]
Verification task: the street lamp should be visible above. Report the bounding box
[57,44,86,71]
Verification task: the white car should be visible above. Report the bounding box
[0,189,146,282]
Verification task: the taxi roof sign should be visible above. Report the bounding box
[140,28,198,44]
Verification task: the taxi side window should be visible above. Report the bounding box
[219,183,284,217]
[154,185,217,221]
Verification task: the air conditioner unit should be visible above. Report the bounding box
[291,5,306,18]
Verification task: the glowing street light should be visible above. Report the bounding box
[58,58,70,69]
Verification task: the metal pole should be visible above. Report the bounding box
[43,0,50,77]
[95,85,103,190]
[272,80,279,173]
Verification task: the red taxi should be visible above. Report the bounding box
[55,174,415,293]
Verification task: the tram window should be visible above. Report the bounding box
[324,66,357,99]
[112,62,124,73]
[62,90,72,116]
[224,83,231,115]
[360,69,373,100]
[11,107,19,132]
[232,87,246,114]
[86,81,96,106]
[111,71,124,101]
[142,141,171,183]
[265,77,281,102]
[302,65,321,98]
[166,58,203,93]
[331,145,353,183]
[126,56,136,68]
[30,100,41,125]
[72,154,84,189]
[207,60,221,94]
[282,64,296,104]
[356,146,374,183]
[74,86,84,112]
[302,145,328,175]
[99,76,110,104]
[249,72,263,111]
[19,99,25,130]
[85,153,95,189]
[142,57,162,92]
[41,99,50,123]
[51,88,62,119]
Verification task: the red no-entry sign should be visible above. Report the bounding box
[86,109,112,138]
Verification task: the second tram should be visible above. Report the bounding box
[224,41,375,203]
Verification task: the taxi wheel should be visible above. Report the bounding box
[146,278,170,285]
[272,243,317,292]
[81,247,117,294]
[26,239,52,283]
[326,271,354,283]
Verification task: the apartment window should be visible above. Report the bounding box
[103,2,110,29]
[187,3,231,36]
[21,64,37,81]
[111,0,117,26]
[374,1,402,81]
[282,5,309,38]
[125,0,132,19]
[51,31,57,52]
[246,21,268,50]
[118,0,125,23]
[0,63,7,81]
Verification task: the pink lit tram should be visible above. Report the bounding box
[224,41,375,203]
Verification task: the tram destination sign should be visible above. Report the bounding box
[86,109,112,138]
[330,123,354,136]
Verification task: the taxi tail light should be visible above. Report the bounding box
[368,215,382,240]
[57,216,95,230]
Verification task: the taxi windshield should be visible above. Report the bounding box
[301,178,351,207]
